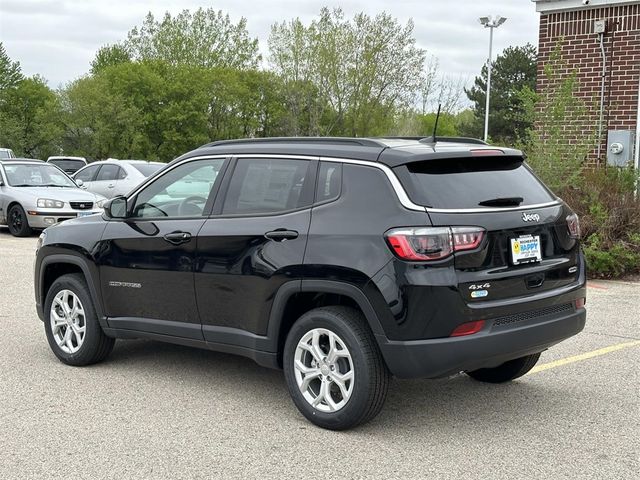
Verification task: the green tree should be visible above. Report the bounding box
[465,43,537,144]
[90,44,131,74]
[62,61,213,161]
[125,9,260,69]
[269,8,426,136]
[0,42,23,91]
[0,77,62,158]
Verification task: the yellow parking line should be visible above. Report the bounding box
[529,340,640,374]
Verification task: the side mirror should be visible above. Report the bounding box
[75,179,84,187]
[104,196,128,219]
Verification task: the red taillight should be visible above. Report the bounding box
[450,320,485,337]
[567,213,580,239]
[575,297,586,309]
[386,227,485,261]
[451,227,484,251]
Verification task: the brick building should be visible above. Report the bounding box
[533,0,640,167]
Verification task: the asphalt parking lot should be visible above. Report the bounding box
[0,228,638,479]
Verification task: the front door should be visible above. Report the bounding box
[97,157,228,339]
[196,156,317,342]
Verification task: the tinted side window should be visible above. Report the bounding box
[222,158,312,215]
[117,167,127,179]
[96,164,120,181]
[75,165,99,182]
[132,159,224,218]
[316,162,342,203]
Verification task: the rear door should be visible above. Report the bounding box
[394,154,580,303]
[92,164,120,198]
[195,156,316,341]
[111,166,131,197]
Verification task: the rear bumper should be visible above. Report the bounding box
[377,306,586,379]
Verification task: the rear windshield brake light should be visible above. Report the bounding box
[470,149,505,156]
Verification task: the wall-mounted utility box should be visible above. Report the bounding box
[593,20,606,34]
[607,130,635,167]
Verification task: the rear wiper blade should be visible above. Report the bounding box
[478,196,524,207]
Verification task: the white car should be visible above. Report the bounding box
[73,159,165,199]
[47,156,87,175]
[0,148,16,159]
[0,159,106,236]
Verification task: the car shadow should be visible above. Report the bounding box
[0,225,39,238]
[95,338,579,434]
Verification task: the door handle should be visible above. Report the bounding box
[107,184,115,188]
[163,231,192,245]
[264,229,299,241]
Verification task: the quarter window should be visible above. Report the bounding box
[316,162,342,203]
[222,158,313,215]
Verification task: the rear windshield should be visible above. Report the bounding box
[49,159,85,171]
[396,156,555,209]
[132,163,164,177]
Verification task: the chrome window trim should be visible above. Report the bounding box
[318,156,426,211]
[424,201,561,214]
[319,156,560,213]
[127,153,560,214]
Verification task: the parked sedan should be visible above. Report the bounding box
[73,159,165,198]
[0,148,16,159]
[47,156,87,175]
[0,159,106,237]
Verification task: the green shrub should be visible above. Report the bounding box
[583,236,640,278]
[559,168,640,278]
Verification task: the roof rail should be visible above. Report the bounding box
[419,136,488,145]
[201,137,386,149]
[373,136,427,141]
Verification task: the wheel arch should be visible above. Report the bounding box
[39,254,106,326]
[268,280,386,367]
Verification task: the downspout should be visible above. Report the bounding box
[634,66,640,197]
[597,32,606,161]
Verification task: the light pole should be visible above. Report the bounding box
[479,15,507,142]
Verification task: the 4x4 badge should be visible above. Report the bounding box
[522,213,540,222]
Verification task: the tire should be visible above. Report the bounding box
[43,273,115,366]
[283,306,389,430]
[7,204,32,237]
[466,353,541,383]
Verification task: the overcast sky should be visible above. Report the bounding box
[0,0,540,89]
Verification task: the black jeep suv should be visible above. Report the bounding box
[34,137,586,430]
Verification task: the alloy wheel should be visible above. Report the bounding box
[50,289,86,354]
[10,209,22,231]
[293,328,355,412]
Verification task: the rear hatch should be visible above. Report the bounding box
[393,154,581,303]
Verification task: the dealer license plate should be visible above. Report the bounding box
[77,211,95,217]
[510,235,542,265]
